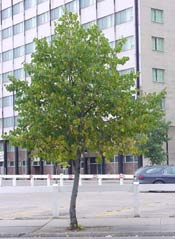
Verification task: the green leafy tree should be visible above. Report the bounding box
[6,12,164,229]
[140,120,170,165]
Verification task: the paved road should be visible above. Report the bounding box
[0,182,175,238]
[0,182,175,219]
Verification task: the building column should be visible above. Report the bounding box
[27,151,31,175]
[68,160,74,175]
[101,155,106,174]
[15,146,19,175]
[84,158,88,174]
[118,154,124,174]
[137,155,143,168]
[3,140,8,175]
[39,158,44,175]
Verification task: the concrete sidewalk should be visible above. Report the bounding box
[1,217,175,238]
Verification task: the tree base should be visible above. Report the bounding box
[68,224,85,231]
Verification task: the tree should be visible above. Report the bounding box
[5,12,164,229]
[140,120,170,165]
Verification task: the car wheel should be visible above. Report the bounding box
[153,180,164,184]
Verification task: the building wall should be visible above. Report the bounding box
[0,0,174,174]
[139,0,175,162]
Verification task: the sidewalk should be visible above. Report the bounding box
[1,216,175,238]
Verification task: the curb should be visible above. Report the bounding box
[1,230,175,238]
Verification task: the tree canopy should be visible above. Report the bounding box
[5,12,165,229]
[6,12,164,162]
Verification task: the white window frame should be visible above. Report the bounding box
[2,50,13,62]
[151,8,163,23]
[152,36,164,52]
[25,17,36,31]
[51,6,63,21]
[152,68,165,83]
[97,14,113,30]
[2,7,12,20]
[2,27,12,39]
[14,22,24,35]
[14,46,24,58]
[38,11,50,26]
[121,36,134,51]
[13,2,23,16]
[2,95,13,108]
[80,0,95,9]
[116,7,133,25]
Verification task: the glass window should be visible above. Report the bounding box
[9,161,15,167]
[121,36,134,51]
[113,155,119,162]
[21,160,26,166]
[2,71,13,83]
[3,117,14,128]
[125,155,138,162]
[14,46,24,58]
[24,0,36,10]
[82,20,96,29]
[161,97,165,110]
[151,8,163,23]
[15,116,18,127]
[2,95,13,108]
[2,50,13,62]
[2,7,12,20]
[80,0,95,8]
[14,22,24,35]
[115,7,133,25]
[145,167,163,174]
[37,0,48,4]
[97,14,113,30]
[7,145,15,152]
[65,0,77,13]
[110,41,116,48]
[46,36,51,44]
[13,2,23,16]
[25,42,35,55]
[119,68,135,75]
[163,166,175,175]
[25,17,36,31]
[14,68,25,79]
[152,68,165,83]
[51,6,63,21]
[2,27,12,39]
[152,37,164,51]
[0,142,3,152]
[38,11,49,26]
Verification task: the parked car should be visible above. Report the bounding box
[134,165,175,184]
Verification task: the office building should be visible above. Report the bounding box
[0,0,174,175]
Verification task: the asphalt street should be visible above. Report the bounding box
[0,181,175,238]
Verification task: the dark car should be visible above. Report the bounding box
[134,165,175,184]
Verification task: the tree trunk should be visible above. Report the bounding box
[69,151,81,230]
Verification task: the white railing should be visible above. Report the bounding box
[0,174,134,187]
